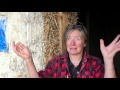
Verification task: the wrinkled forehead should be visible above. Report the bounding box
[67,29,83,37]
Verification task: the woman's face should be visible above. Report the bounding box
[66,30,86,55]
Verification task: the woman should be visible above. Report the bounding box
[12,24,120,78]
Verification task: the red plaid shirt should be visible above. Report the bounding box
[38,51,104,78]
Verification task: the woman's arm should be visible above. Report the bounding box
[100,34,120,78]
[12,41,39,78]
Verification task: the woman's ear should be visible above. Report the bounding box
[84,42,87,47]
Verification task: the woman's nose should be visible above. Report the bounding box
[70,40,75,45]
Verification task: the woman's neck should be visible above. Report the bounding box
[69,53,83,67]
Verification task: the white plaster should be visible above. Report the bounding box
[0,12,44,78]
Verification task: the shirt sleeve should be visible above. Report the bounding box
[37,58,58,78]
[94,58,104,78]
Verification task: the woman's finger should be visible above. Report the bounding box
[115,40,120,46]
[111,34,120,44]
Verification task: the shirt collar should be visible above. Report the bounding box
[61,51,90,66]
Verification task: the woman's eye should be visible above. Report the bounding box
[67,37,71,40]
[76,37,81,40]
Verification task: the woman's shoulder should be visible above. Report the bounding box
[89,55,101,60]
[84,51,102,61]
[88,54,103,63]
[48,53,67,63]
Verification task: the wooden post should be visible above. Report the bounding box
[62,13,68,53]
[57,12,63,54]
[57,12,68,54]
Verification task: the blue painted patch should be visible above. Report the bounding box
[0,17,8,52]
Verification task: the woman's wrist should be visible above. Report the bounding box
[104,58,115,70]
[104,62,114,70]
[103,57,113,64]
[105,65,114,70]
[25,56,33,63]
